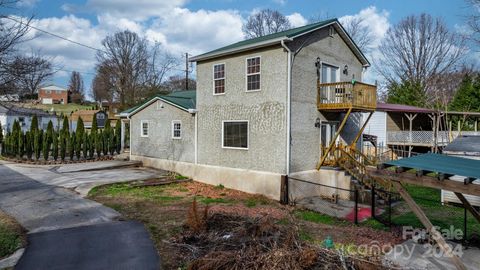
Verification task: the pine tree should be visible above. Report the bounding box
[42,131,49,161]
[82,132,88,159]
[34,129,41,160]
[75,117,84,160]
[12,120,20,157]
[96,130,103,157]
[47,120,54,142]
[115,120,121,154]
[450,74,480,112]
[52,131,59,161]
[60,132,66,161]
[88,133,94,159]
[30,115,38,133]
[62,116,69,136]
[91,113,98,135]
[18,130,24,159]
[387,80,426,107]
[103,119,111,155]
[68,132,75,160]
[25,131,32,160]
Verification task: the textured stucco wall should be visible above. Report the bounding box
[196,46,288,174]
[130,100,195,163]
[287,26,365,172]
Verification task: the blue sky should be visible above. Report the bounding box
[10,0,475,98]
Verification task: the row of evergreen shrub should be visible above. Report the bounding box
[0,115,122,162]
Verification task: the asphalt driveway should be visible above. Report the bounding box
[0,160,162,269]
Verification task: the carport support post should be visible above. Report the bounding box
[354,188,359,224]
[120,120,126,152]
[371,185,375,218]
[392,181,467,270]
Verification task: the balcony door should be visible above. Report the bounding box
[320,64,340,103]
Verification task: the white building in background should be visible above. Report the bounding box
[0,102,59,133]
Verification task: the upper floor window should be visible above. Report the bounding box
[246,57,261,91]
[172,120,181,139]
[213,64,225,94]
[141,120,149,137]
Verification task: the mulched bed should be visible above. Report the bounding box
[1,155,114,165]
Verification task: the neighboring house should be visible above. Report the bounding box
[120,19,375,200]
[70,110,108,131]
[38,85,68,105]
[0,102,59,133]
[441,136,480,207]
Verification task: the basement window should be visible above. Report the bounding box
[141,120,149,137]
[213,64,225,94]
[172,120,181,139]
[246,57,261,91]
[222,121,248,149]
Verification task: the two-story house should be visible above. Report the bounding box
[120,19,376,200]
[38,85,68,105]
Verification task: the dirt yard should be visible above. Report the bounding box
[88,179,403,269]
[0,210,26,259]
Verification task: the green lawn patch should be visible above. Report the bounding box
[294,210,347,226]
[199,197,232,205]
[88,182,184,204]
[0,212,25,259]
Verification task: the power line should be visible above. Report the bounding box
[5,16,106,53]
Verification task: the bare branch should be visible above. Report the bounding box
[243,9,291,39]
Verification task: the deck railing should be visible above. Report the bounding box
[317,81,377,111]
[387,131,480,146]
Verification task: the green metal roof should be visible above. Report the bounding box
[383,153,480,180]
[193,19,337,59]
[120,90,196,116]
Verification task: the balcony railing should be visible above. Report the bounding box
[317,81,377,111]
[387,131,480,146]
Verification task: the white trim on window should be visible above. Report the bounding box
[320,61,340,83]
[140,120,149,137]
[172,120,182,139]
[221,120,249,150]
[245,56,261,92]
[213,63,226,95]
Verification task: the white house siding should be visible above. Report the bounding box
[196,46,288,174]
[287,26,365,173]
[441,155,480,207]
[130,100,195,163]
[0,114,58,133]
[362,111,387,148]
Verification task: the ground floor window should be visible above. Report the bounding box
[172,120,181,139]
[141,120,149,137]
[222,121,248,149]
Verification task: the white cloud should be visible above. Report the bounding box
[339,6,390,49]
[85,0,188,21]
[272,0,287,5]
[147,8,244,56]
[286,12,307,28]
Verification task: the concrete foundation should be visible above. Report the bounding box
[289,169,353,201]
[131,155,282,200]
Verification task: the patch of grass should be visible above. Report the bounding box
[0,212,25,259]
[299,229,313,242]
[199,197,232,205]
[88,182,184,204]
[244,199,257,208]
[361,218,389,231]
[214,184,225,190]
[175,174,189,180]
[295,210,346,225]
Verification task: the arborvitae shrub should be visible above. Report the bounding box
[52,131,59,161]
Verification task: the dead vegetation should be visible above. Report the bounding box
[89,180,401,269]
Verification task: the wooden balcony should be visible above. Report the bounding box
[317,81,377,111]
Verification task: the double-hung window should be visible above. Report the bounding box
[172,120,181,139]
[213,64,225,94]
[222,121,248,149]
[246,57,261,91]
[141,120,149,137]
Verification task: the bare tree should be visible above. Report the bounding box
[243,9,291,38]
[465,0,480,47]
[6,53,54,96]
[68,71,84,103]
[162,75,196,92]
[92,62,115,104]
[96,30,149,106]
[377,14,467,104]
[342,17,373,52]
[142,42,179,97]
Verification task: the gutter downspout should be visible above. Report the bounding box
[281,39,293,175]
[127,115,132,161]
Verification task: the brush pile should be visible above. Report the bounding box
[166,199,391,270]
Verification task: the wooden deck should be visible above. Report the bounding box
[317,81,377,111]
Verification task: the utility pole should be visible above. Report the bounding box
[185,52,189,91]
